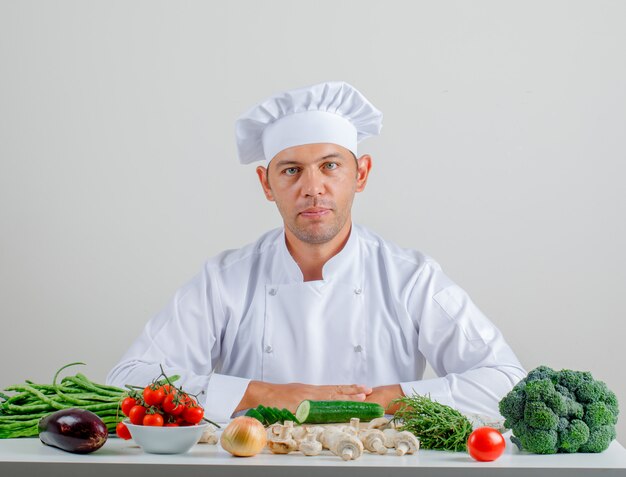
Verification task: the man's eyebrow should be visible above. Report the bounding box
[274,153,345,168]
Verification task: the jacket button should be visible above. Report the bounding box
[269,288,277,296]
[354,288,362,295]
[354,345,363,353]
[264,345,273,353]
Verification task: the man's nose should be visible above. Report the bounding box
[301,169,325,196]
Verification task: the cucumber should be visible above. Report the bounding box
[246,405,301,426]
[256,405,275,425]
[244,408,265,424]
[280,408,299,424]
[295,400,384,424]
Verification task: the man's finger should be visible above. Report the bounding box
[332,392,367,401]
[334,384,372,394]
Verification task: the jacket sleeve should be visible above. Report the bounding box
[400,263,527,418]
[106,265,250,423]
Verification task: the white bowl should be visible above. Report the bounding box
[124,421,209,454]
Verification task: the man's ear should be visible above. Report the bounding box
[355,154,372,193]
[256,165,274,201]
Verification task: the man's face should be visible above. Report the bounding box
[256,143,371,245]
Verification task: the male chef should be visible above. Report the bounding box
[107,81,526,422]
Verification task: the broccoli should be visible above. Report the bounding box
[499,366,619,454]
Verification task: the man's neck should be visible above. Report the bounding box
[284,222,352,282]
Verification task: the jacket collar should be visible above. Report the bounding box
[273,223,362,285]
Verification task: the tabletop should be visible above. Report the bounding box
[1,431,625,477]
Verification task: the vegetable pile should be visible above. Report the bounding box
[499,365,620,454]
[0,363,125,438]
[391,394,474,451]
[115,367,219,439]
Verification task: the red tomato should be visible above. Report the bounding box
[121,397,137,416]
[182,406,204,424]
[164,423,179,427]
[162,393,185,416]
[116,422,132,440]
[179,393,194,406]
[143,385,166,406]
[143,413,164,427]
[467,427,506,462]
[128,405,148,425]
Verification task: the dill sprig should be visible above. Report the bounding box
[391,394,474,452]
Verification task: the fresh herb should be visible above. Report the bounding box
[391,394,473,452]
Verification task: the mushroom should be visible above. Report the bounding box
[382,429,419,456]
[292,425,324,444]
[321,427,364,461]
[367,417,393,430]
[197,424,218,445]
[266,422,282,440]
[298,427,323,456]
[267,420,298,454]
[358,428,388,455]
[341,417,360,436]
[383,428,400,448]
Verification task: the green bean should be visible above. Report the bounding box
[0,413,49,421]
[53,390,94,407]
[4,398,118,414]
[62,376,121,398]
[5,384,78,394]
[66,393,120,403]
[21,386,65,410]
[4,394,30,405]
[75,373,125,394]
[0,418,41,430]
[3,403,56,413]
[0,425,38,439]
[81,402,120,412]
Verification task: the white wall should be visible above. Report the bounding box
[1,1,624,443]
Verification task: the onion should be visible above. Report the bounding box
[220,416,267,457]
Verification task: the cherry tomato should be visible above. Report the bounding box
[182,406,204,425]
[121,397,137,416]
[178,393,194,406]
[128,405,148,425]
[116,422,132,440]
[143,385,166,406]
[164,423,179,427]
[143,413,164,427]
[162,393,185,416]
[467,427,506,462]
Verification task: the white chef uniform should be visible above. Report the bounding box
[107,223,526,422]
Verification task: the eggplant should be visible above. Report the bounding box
[38,408,108,454]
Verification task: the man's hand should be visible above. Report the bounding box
[364,384,404,414]
[234,381,373,413]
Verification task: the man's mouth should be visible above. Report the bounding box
[300,207,331,218]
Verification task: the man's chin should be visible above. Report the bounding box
[291,226,338,245]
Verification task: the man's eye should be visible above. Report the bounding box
[284,167,299,176]
[325,162,338,170]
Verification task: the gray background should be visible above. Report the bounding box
[1,0,624,444]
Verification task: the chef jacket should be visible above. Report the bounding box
[107,224,526,422]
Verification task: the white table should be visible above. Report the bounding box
[1,431,625,477]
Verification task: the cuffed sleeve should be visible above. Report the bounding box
[203,373,251,422]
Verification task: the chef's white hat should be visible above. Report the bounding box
[235,81,383,165]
